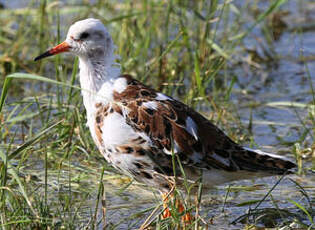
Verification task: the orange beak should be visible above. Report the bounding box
[34,41,71,61]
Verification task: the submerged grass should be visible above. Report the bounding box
[0,0,314,229]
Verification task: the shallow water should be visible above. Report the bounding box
[1,0,314,229]
[232,1,315,150]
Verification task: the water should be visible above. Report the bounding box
[232,2,315,149]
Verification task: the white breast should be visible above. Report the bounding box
[101,112,136,146]
[99,110,153,173]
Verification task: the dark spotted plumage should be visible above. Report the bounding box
[91,74,296,191]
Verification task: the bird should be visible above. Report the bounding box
[34,18,296,222]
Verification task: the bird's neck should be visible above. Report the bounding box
[78,53,121,117]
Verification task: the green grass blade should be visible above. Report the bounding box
[8,119,63,161]
[288,199,314,224]
[231,0,288,41]
[0,77,12,113]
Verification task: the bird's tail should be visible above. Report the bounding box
[233,147,296,175]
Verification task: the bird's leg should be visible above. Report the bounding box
[161,193,192,224]
[176,199,192,224]
[161,193,172,219]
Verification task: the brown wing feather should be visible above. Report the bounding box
[113,74,295,175]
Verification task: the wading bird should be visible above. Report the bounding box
[35,18,296,224]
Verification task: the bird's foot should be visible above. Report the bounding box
[177,200,192,225]
[161,193,192,225]
[162,207,172,219]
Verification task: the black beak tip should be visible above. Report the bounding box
[34,50,52,62]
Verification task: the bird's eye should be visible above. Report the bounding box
[79,32,90,40]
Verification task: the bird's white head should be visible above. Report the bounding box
[34,18,115,61]
[34,18,121,117]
